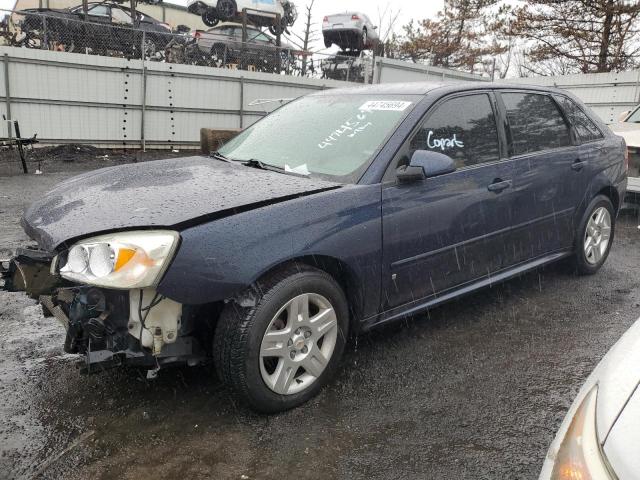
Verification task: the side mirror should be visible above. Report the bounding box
[619,110,631,122]
[373,25,378,30]
[396,150,456,183]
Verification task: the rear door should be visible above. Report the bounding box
[381,92,515,311]
[497,91,580,262]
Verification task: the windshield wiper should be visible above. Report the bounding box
[211,151,234,163]
[243,159,308,177]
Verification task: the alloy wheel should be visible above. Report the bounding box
[584,207,612,265]
[259,293,338,395]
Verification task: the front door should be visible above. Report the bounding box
[381,92,515,311]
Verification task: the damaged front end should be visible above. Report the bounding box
[1,247,207,374]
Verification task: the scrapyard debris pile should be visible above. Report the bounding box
[0,4,371,82]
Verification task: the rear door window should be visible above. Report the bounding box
[501,92,571,156]
[555,96,603,143]
[410,93,500,169]
[111,7,132,24]
[87,4,110,17]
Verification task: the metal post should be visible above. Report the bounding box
[42,16,48,50]
[13,120,28,174]
[140,30,146,151]
[241,11,247,71]
[3,54,12,140]
[141,66,147,151]
[141,29,146,61]
[239,76,244,129]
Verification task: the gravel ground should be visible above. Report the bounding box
[1,156,639,480]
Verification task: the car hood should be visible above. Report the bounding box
[603,386,640,478]
[593,319,640,441]
[21,156,340,251]
[610,121,640,147]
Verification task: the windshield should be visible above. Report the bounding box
[626,106,640,123]
[219,94,421,183]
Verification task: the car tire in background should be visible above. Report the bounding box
[216,0,237,21]
[360,28,368,50]
[573,194,615,275]
[202,9,219,27]
[214,264,349,413]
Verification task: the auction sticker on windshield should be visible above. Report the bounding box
[360,100,413,112]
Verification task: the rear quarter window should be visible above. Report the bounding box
[501,92,572,156]
[555,95,604,144]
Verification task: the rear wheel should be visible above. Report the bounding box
[214,265,349,413]
[573,195,615,275]
[216,0,237,21]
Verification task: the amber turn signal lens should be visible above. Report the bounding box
[114,248,136,272]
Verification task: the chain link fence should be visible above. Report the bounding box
[0,8,374,83]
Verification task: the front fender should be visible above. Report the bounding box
[158,184,382,320]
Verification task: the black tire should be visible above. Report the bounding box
[573,194,615,275]
[214,265,349,413]
[202,9,219,27]
[216,0,237,21]
[269,22,284,36]
[360,28,368,50]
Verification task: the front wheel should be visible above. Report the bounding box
[214,265,349,413]
[573,195,615,275]
[202,8,219,27]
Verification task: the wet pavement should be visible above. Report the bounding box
[1,164,640,480]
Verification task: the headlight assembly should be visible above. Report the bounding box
[59,230,180,289]
[550,386,615,480]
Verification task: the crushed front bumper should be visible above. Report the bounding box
[2,248,206,373]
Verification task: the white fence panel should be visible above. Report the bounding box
[502,71,640,124]
[0,46,351,148]
[374,57,488,85]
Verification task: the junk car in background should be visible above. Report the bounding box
[187,0,297,35]
[610,105,640,201]
[540,319,640,480]
[322,12,379,51]
[1,83,626,413]
[321,50,372,82]
[15,1,172,56]
[193,21,297,72]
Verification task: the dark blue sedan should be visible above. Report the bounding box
[2,82,627,412]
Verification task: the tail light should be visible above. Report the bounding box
[193,31,202,39]
[351,14,360,20]
[323,16,328,23]
[624,147,630,171]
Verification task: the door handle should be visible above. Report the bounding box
[571,159,588,171]
[488,179,512,193]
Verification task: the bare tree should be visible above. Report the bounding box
[287,0,317,75]
[375,4,402,56]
